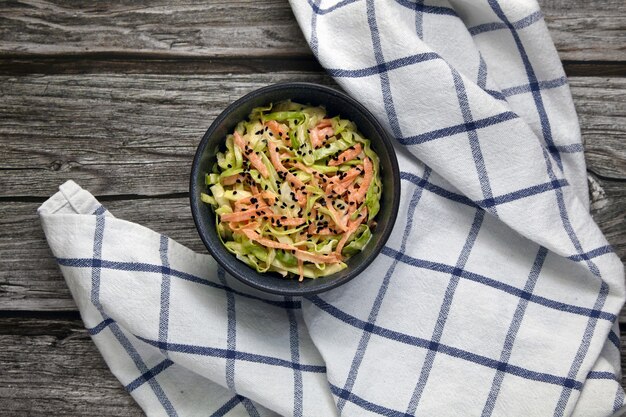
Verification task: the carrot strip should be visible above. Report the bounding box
[260,190,277,205]
[234,194,268,211]
[327,166,361,194]
[267,215,305,226]
[267,120,290,146]
[329,143,362,166]
[293,250,341,264]
[335,208,368,257]
[348,157,373,203]
[220,208,268,222]
[240,229,339,266]
[240,229,295,250]
[324,197,348,231]
[221,174,243,186]
[310,126,334,148]
[228,221,261,231]
[234,131,269,178]
[268,141,306,189]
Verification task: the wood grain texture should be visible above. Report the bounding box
[0,74,624,198]
[0,72,333,198]
[0,317,144,416]
[1,172,624,312]
[0,0,623,62]
[540,0,626,62]
[573,78,626,180]
[0,316,624,414]
[0,0,307,58]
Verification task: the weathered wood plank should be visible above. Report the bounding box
[0,72,332,197]
[573,78,626,180]
[0,57,623,78]
[0,317,144,416]
[0,0,307,58]
[540,0,626,62]
[0,74,623,199]
[0,0,623,62]
[0,316,624,415]
[1,172,623,312]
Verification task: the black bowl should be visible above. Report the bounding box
[190,82,400,296]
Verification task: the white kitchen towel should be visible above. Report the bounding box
[38,0,624,416]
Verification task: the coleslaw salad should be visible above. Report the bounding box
[201,100,382,281]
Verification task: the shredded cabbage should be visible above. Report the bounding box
[203,100,382,281]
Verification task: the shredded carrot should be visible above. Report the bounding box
[260,190,277,205]
[234,131,269,178]
[335,208,367,257]
[329,143,362,166]
[310,125,334,148]
[228,221,261,231]
[293,250,341,264]
[348,157,373,203]
[267,215,305,226]
[221,174,242,186]
[220,208,268,222]
[327,166,361,194]
[267,120,291,146]
[240,229,295,250]
[324,197,348,231]
[267,140,306,189]
[234,194,268,211]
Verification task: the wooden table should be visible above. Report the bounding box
[0,1,624,415]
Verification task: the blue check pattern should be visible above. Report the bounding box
[291,0,624,416]
[36,0,625,416]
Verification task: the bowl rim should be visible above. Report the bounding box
[190,82,400,295]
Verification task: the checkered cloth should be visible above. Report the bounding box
[38,0,624,416]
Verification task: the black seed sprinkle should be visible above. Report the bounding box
[227,164,232,168]
[233,191,237,195]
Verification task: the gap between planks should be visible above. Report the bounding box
[0,55,623,77]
